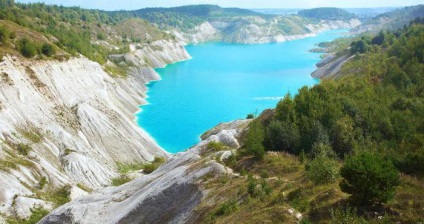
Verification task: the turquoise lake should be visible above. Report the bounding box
[136,29,347,153]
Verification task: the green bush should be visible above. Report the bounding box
[214,200,238,216]
[330,206,368,224]
[17,38,38,58]
[246,113,254,119]
[142,157,166,174]
[38,177,47,189]
[0,25,10,44]
[111,175,131,186]
[340,152,400,205]
[41,43,56,57]
[206,141,225,152]
[306,146,339,185]
[16,143,32,155]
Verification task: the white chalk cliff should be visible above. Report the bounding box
[38,119,250,224]
[174,18,361,44]
[0,39,190,219]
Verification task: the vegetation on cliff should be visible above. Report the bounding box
[196,20,424,224]
[0,0,171,64]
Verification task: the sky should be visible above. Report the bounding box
[15,0,423,11]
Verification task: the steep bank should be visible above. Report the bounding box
[0,39,190,219]
[173,18,360,44]
[311,53,355,79]
[39,120,250,224]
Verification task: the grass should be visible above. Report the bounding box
[104,64,128,78]
[6,206,50,224]
[193,153,347,223]
[142,157,166,174]
[77,183,93,192]
[111,175,132,186]
[37,185,71,206]
[0,150,36,171]
[192,150,424,223]
[116,162,145,174]
[17,128,43,143]
[111,157,166,186]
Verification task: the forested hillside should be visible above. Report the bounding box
[119,5,259,30]
[298,7,357,21]
[192,19,424,224]
[352,4,424,33]
[0,0,171,65]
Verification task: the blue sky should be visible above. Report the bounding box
[15,0,423,11]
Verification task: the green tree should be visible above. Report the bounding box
[331,116,355,157]
[264,120,300,154]
[276,93,296,122]
[245,120,265,160]
[0,0,14,8]
[340,152,400,205]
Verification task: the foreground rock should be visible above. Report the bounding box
[39,120,250,224]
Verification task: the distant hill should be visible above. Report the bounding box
[134,5,260,17]
[351,5,424,33]
[297,7,357,21]
[121,4,261,31]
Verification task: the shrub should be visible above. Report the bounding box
[0,25,10,44]
[142,157,166,174]
[340,152,400,205]
[6,206,50,224]
[246,113,254,119]
[330,206,368,224]
[17,38,38,58]
[38,177,47,189]
[306,147,339,185]
[206,141,225,152]
[214,200,238,216]
[9,31,16,39]
[41,43,56,57]
[111,175,131,186]
[16,143,31,155]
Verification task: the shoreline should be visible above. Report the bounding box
[134,28,349,154]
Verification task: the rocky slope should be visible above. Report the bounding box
[174,18,361,44]
[0,39,190,219]
[311,53,355,79]
[38,120,250,224]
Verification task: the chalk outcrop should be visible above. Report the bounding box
[0,39,190,219]
[175,18,360,44]
[39,120,250,224]
[311,53,355,79]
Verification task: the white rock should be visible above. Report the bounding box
[13,196,53,219]
[0,38,190,217]
[69,185,89,201]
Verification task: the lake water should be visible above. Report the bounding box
[136,29,347,153]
